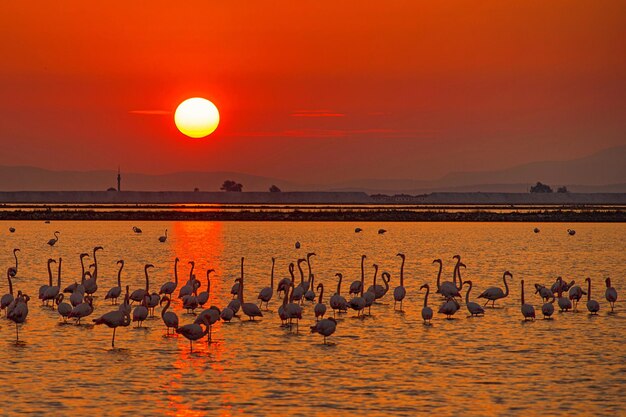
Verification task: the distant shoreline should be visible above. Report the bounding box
[1,209,624,222]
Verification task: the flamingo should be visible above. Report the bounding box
[420,284,433,324]
[70,273,86,307]
[84,246,102,297]
[585,278,600,315]
[434,258,460,299]
[9,227,15,233]
[159,296,179,335]
[541,296,555,319]
[176,315,211,353]
[534,284,553,302]
[194,306,221,343]
[349,255,366,296]
[7,292,30,342]
[64,253,89,294]
[230,279,240,299]
[196,269,214,309]
[314,283,326,321]
[363,265,378,315]
[348,261,367,318]
[39,259,56,305]
[68,296,94,324]
[1,268,15,316]
[438,298,460,319]
[257,258,275,310]
[285,282,303,331]
[304,274,317,302]
[158,229,168,243]
[118,286,131,315]
[8,248,19,277]
[568,283,587,312]
[478,271,512,307]
[132,226,142,234]
[93,308,131,348]
[42,257,63,304]
[520,279,535,321]
[278,282,292,326]
[220,307,234,322]
[605,278,618,312]
[556,277,572,312]
[329,273,348,317]
[178,261,197,299]
[182,284,199,314]
[291,259,307,303]
[354,228,362,233]
[551,277,575,295]
[276,262,292,299]
[237,257,263,321]
[367,264,389,300]
[310,317,337,344]
[56,294,72,322]
[132,294,150,328]
[378,229,386,234]
[105,260,124,304]
[393,253,407,311]
[130,264,154,303]
[47,231,60,246]
[147,292,160,317]
[464,280,484,317]
[159,257,179,296]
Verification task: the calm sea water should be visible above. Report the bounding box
[0,221,624,416]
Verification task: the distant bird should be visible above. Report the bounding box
[478,271,512,307]
[44,220,51,224]
[47,231,60,246]
[568,229,576,236]
[533,228,540,233]
[158,229,168,243]
[9,227,15,233]
[310,317,337,344]
[378,229,386,234]
[585,278,600,315]
[314,283,326,321]
[355,228,362,233]
[159,296,179,335]
[605,277,618,312]
[420,284,433,324]
[464,280,484,317]
[132,226,142,234]
[93,308,132,348]
[520,279,535,321]
[295,241,301,249]
[8,248,20,278]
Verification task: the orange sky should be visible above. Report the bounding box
[1,1,625,184]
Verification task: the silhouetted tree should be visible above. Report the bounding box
[269,185,281,192]
[194,187,200,192]
[530,182,553,193]
[557,186,569,193]
[221,180,243,192]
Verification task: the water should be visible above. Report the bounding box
[0,221,625,416]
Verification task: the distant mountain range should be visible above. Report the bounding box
[1,145,625,193]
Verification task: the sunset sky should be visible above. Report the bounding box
[1,1,625,184]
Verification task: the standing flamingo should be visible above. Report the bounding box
[42,257,63,304]
[349,255,366,296]
[194,306,221,344]
[132,294,150,328]
[556,277,572,312]
[159,257,179,296]
[314,283,326,321]
[47,231,60,246]
[304,274,317,302]
[257,258,275,310]
[93,307,132,347]
[68,296,94,324]
[158,229,168,243]
[39,259,56,305]
[84,246,102,297]
[238,257,263,321]
[178,261,197,299]
[605,278,618,312]
[568,283,587,312]
[310,317,337,345]
[56,294,72,322]
[8,292,30,342]
[541,296,555,319]
[196,269,214,309]
[464,280,484,317]
[105,260,124,304]
[1,268,15,316]
[477,271,512,307]
[585,278,600,315]
[348,262,366,318]
[520,279,535,321]
[64,253,89,294]
[176,315,211,353]
[159,296,179,335]
[130,264,154,303]
[291,259,307,304]
[8,248,19,277]
[420,284,433,324]
[329,273,348,317]
[393,253,406,311]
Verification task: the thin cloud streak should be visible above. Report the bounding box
[228,128,437,139]
[129,110,171,115]
[291,109,345,117]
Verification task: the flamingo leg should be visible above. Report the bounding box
[15,323,19,342]
[112,327,116,348]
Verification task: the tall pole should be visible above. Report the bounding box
[117,166,121,192]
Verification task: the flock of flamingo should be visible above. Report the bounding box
[0,237,620,352]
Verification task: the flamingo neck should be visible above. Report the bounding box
[465,282,471,304]
[399,257,404,287]
[318,284,324,303]
[587,279,591,301]
[521,280,525,305]
[503,274,510,296]
[336,275,342,295]
[423,286,429,308]
[162,299,170,317]
[174,259,178,284]
[270,260,275,289]
[435,262,442,290]
[47,261,54,286]
[8,274,13,295]
[117,263,123,287]
[239,258,245,303]
[57,259,62,287]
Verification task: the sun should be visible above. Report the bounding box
[174,97,220,138]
